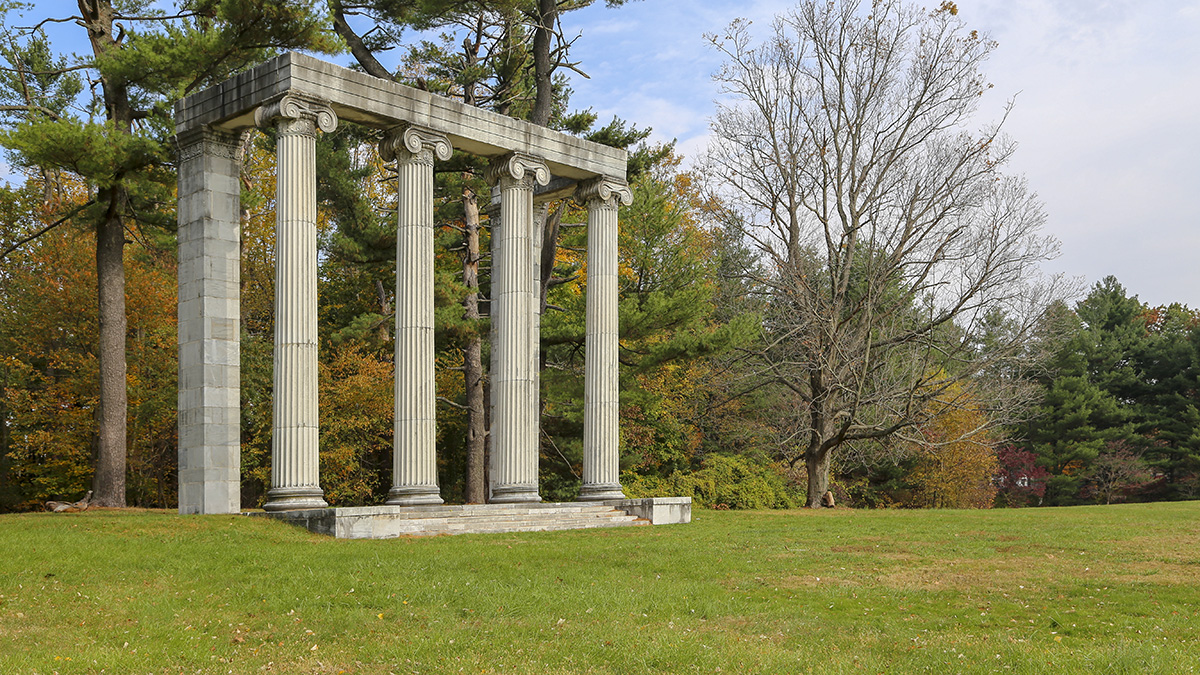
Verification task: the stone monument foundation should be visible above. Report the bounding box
[254,497,692,539]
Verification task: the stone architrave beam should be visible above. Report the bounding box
[175,52,626,180]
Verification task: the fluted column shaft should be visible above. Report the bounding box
[257,96,336,511]
[486,153,549,503]
[382,126,452,505]
[578,177,632,500]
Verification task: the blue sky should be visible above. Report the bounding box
[21,0,1200,308]
[562,0,1200,309]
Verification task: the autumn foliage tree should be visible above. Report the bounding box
[994,446,1049,507]
[0,181,178,509]
[907,384,999,509]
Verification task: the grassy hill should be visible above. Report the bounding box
[1,502,1198,674]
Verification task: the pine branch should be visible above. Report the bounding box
[0,200,94,260]
[0,104,60,121]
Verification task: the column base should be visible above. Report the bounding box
[263,486,328,512]
[385,486,444,506]
[489,484,542,504]
[578,483,626,501]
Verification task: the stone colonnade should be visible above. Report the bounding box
[176,56,631,513]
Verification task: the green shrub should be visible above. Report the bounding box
[621,472,675,500]
[621,454,804,509]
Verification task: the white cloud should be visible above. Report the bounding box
[951,0,1200,306]
[567,0,1200,307]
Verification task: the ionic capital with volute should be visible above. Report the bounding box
[485,152,551,188]
[576,175,633,209]
[254,94,338,137]
[380,124,453,165]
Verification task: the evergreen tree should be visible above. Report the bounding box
[0,1,335,507]
[1023,277,1200,503]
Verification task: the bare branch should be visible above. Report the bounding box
[703,0,1068,506]
[16,16,82,33]
[111,11,206,22]
[437,396,470,411]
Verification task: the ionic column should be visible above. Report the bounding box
[176,126,246,515]
[577,177,632,501]
[256,95,337,511]
[381,125,452,506]
[486,153,550,503]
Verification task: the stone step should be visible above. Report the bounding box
[434,515,648,535]
[253,497,689,538]
[328,503,621,519]
[392,510,635,524]
[443,521,649,536]
[382,511,642,533]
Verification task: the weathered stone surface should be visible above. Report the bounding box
[251,498,690,538]
[177,127,244,515]
[176,52,625,180]
[383,125,449,506]
[252,501,674,538]
[605,497,692,525]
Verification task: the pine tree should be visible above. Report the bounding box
[0,2,336,506]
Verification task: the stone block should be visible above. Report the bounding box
[203,481,239,514]
[201,340,239,368]
[606,497,692,525]
[177,238,204,267]
[201,295,238,321]
[201,386,239,409]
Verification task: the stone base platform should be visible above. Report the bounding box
[251,497,691,539]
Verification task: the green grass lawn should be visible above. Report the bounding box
[1,502,1198,674]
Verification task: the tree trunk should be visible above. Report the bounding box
[93,192,127,507]
[374,279,390,345]
[538,204,563,315]
[804,449,831,508]
[330,0,394,81]
[80,0,129,508]
[530,0,556,127]
[461,183,487,503]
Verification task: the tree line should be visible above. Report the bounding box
[0,0,1191,512]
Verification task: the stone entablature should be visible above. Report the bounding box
[176,53,625,180]
[175,53,630,514]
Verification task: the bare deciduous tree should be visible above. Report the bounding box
[704,0,1070,507]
